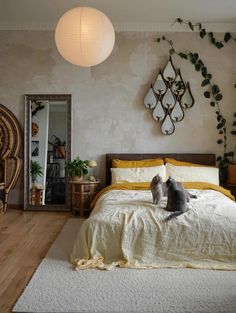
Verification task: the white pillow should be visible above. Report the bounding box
[165,163,219,185]
[111,165,166,184]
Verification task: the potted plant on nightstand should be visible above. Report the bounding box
[65,157,89,181]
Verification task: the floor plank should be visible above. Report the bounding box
[0,209,70,313]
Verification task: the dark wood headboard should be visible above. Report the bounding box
[106,153,216,186]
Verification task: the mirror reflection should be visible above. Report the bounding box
[25,95,71,210]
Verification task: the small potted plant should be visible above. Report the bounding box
[65,157,89,181]
[31,161,43,186]
[48,135,66,158]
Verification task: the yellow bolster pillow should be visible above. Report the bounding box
[112,158,164,168]
[165,158,209,167]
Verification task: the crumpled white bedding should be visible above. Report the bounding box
[71,189,236,270]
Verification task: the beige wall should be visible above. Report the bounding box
[0,30,235,205]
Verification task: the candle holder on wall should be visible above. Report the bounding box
[144,57,194,135]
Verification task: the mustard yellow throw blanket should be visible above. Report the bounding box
[71,183,236,270]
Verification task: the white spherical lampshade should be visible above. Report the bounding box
[55,7,115,67]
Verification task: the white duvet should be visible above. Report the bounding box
[71,189,236,270]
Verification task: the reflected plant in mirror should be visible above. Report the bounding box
[24,94,71,211]
[48,135,66,158]
[31,161,43,185]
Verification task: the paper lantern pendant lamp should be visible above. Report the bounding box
[55,7,115,67]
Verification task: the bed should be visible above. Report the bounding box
[71,153,236,270]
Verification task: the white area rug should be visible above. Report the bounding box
[13,218,236,313]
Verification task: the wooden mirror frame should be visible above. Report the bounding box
[24,94,71,211]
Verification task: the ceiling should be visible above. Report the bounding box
[0,0,236,32]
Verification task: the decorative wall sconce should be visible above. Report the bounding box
[144,57,194,135]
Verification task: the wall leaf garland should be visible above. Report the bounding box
[144,57,194,135]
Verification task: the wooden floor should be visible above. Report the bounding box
[0,209,70,313]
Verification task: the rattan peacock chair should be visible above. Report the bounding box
[0,104,22,213]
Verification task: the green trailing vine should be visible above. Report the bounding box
[156,19,236,179]
[174,18,236,49]
[232,112,236,160]
[156,37,229,159]
[232,113,236,136]
[174,18,236,162]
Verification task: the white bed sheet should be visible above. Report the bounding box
[71,189,236,270]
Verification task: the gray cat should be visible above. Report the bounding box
[165,177,188,221]
[150,174,164,205]
[150,174,197,206]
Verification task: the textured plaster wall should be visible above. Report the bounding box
[0,30,235,205]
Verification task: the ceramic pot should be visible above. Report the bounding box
[71,176,82,182]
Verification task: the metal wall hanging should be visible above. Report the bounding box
[144,57,194,135]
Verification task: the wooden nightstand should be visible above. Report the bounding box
[70,180,101,216]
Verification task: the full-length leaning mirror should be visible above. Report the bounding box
[24,94,71,211]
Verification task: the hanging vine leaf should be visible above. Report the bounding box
[204,91,211,98]
[215,94,223,101]
[211,37,216,44]
[217,115,222,122]
[215,42,224,49]
[188,22,194,31]
[224,32,232,42]
[176,18,183,23]
[201,67,207,77]
[212,85,220,95]
[201,79,210,86]
[200,29,206,38]
[179,52,188,59]
[195,63,201,71]
[210,101,215,107]
[209,32,213,39]
[217,139,223,144]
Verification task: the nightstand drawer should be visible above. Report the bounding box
[82,183,100,193]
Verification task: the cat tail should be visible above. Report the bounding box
[165,211,185,222]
